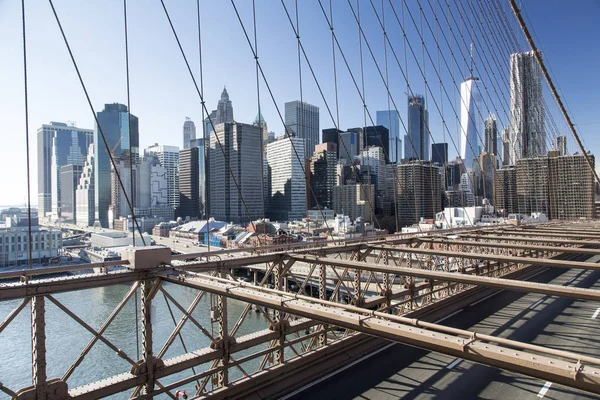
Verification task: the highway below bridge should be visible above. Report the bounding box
[291,252,600,400]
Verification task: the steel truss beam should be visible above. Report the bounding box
[0,270,146,301]
[168,274,600,394]
[417,238,600,255]
[289,255,600,302]
[459,233,600,247]
[475,229,600,240]
[371,245,600,272]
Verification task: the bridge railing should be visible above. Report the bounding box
[2,222,600,399]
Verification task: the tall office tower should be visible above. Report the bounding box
[322,128,342,158]
[512,153,594,219]
[204,110,217,136]
[502,127,511,166]
[179,147,200,219]
[333,184,375,222]
[253,111,268,145]
[516,157,549,216]
[109,159,136,223]
[396,161,441,227]
[338,130,360,165]
[137,159,169,209]
[285,100,319,158]
[405,95,429,160]
[76,144,95,227]
[93,103,139,227]
[267,131,276,144]
[59,165,83,223]
[474,151,497,204]
[310,143,337,210]
[364,126,390,163]
[547,153,594,219]
[209,122,262,223]
[108,157,173,224]
[263,155,271,216]
[359,146,387,211]
[347,127,365,154]
[190,138,207,216]
[183,117,196,149]
[484,115,498,155]
[509,51,545,162]
[266,136,306,221]
[494,166,517,216]
[431,143,448,166]
[37,121,93,218]
[144,144,180,213]
[376,110,401,162]
[216,87,234,125]
[460,75,481,169]
[555,135,567,156]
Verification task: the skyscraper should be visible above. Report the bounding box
[144,144,180,213]
[309,142,337,211]
[555,135,567,156]
[267,136,306,221]
[509,51,545,162]
[179,147,200,219]
[333,184,375,223]
[405,95,429,161]
[484,115,498,156]
[364,126,390,163]
[216,87,234,125]
[204,110,217,136]
[59,164,83,223]
[431,143,448,166]
[76,144,95,227]
[338,130,360,165]
[396,161,442,227]
[460,76,481,168]
[209,122,262,223]
[37,122,93,218]
[94,104,139,227]
[183,118,196,149]
[190,138,207,217]
[376,110,401,163]
[109,159,136,222]
[502,127,511,166]
[253,111,268,145]
[285,100,319,158]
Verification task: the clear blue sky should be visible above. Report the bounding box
[0,0,598,206]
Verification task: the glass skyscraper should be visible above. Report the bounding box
[93,103,139,227]
[376,110,401,163]
[285,100,319,159]
[37,122,93,218]
[460,77,482,169]
[405,95,429,161]
[509,51,545,163]
[183,118,196,149]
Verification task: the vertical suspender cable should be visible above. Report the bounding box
[21,0,33,270]
[197,0,210,251]
[381,0,399,233]
[123,0,139,248]
[47,0,146,245]
[122,0,140,361]
[252,0,266,225]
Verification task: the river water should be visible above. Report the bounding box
[0,278,272,398]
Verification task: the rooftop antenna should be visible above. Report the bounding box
[469,43,475,78]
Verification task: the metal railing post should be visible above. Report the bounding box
[31,295,47,400]
[141,279,154,397]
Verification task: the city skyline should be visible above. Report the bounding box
[1,1,598,205]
